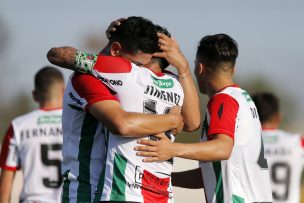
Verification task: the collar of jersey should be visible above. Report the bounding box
[144,67,165,77]
[218,84,240,92]
[39,107,62,111]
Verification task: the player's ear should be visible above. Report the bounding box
[198,63,205,75]
[110,42,122,56]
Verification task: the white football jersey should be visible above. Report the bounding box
[0,109,63,203]
[199,85,272,203]
[263,129,304,203]
[61,73,117,203]
[87,55,184,203]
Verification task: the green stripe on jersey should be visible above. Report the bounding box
[62,170,71,203]
[212,161,224,203]
[110,153,128,201]
[232,194,244,203]
[93,128,110,202]
[77,113,98,202]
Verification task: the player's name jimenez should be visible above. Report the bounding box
[20,127,62,141]
[144,85,181,105]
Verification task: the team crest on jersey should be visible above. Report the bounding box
[151,76,174,88]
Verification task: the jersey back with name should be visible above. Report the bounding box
[263,129,304,203]
[89,56,184,203]
[0,109,63,203]
[200,86,272,203]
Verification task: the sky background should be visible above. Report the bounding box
[0,0,303,131]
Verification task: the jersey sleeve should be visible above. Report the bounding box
[207,93,239,140]
[91,55,133,92]
[71,73,118,110]
[0,124,20,170]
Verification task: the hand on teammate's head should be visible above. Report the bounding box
[106,18,125,39]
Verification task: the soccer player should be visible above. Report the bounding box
[48,24,200,203]
[135,34,273,202]
[0,67,64,203]
[47,17,194,203]
[252,92,304,203]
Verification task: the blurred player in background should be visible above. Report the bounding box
[252,92,304,203]
[135,34,273,203]
[0,67,64,203]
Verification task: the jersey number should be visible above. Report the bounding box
[41,144,63,188]
[257,136,268,169]
[271,162,291,201]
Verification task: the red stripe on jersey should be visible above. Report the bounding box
[0,124,18,170]
[1,165,20,171]
[94,55,132,73]
[301,135,304,148]
[141,170,170,203]
[207,93,239,140]
[71,73,118,109]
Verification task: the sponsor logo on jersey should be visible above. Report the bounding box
[151,76,174,88]
[96,75,123,86]
[242,90,253,102]
[37,115,61,124]
[20,127,62,141]
[130,166,172,199]
[144,85,181,105]
[263,135,278,143]
[68,92,85,106]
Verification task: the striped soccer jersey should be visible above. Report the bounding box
[263,129,304,203]
[61,73,117,203]
[199,85,272,203]
[0,109,63,203]
[86,55,184,203]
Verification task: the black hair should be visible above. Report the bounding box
[34,66,64,101]
[109,16,159,54]
[151,25,171,70]
[196,34,238,70]
[252,92,279,123]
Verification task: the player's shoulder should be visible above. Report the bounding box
[12,109,40,126]
[94,55,132,73]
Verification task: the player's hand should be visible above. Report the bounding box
[135,133,176,162]
[169,106,183,135]
[153,33,190,75]
[106,18,125,39]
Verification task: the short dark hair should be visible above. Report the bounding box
[151,25,171,70]
[196,34,238,70]
[34,66,64,101]
[252,92,279,123]
[109,16,159,54]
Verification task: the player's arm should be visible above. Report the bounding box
[0,170,15,203]
[171,168,204,189]
[90,100,183,137]
[135,132,233,161]
[47,46,89,72]
[0,125,19,203]
[135,94,237,161]
[153,33,200,131]
[72,73,183,137]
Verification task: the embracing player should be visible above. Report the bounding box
[253,92,304,203]
[0,67,64,203]
[135,34,273,203]
[47,16,200,202]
